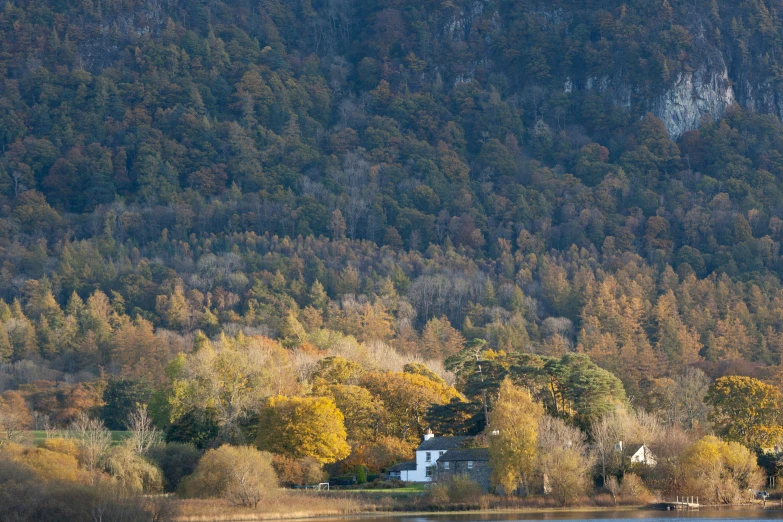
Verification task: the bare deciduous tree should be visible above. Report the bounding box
[70,413,111,474]
[591,406,637,484]
[591,414,618,486]
[126,405,162,455]
[675,367,711,430]
[538,415,594,505]
[632,409,662,446]
[605,475,620,504]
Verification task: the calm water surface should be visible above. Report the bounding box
[333,508,783,522]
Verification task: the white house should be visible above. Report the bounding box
[630,444,657,467]
[387,430,467,482]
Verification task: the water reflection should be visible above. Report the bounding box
[335,508,783,522]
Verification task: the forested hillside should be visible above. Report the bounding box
[4,0,783,464]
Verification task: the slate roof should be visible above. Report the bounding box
[388,460,416,472]
[417,436,468,451]
[439,448,490,462]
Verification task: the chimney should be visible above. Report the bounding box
[423,429,434,441]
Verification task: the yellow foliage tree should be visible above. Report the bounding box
[360,370,462,443]
[683,435,764,503]
[489,378,543,495]
[706,376,783,449]
[168,334,299,439]
[321,383,382,443]
[342,435,416,473]
[256,395,350,464]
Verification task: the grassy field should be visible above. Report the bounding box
[341,484,426,494]
[30,430,131,445]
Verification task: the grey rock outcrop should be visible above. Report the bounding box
[653,64,735,139]
[652,38,735,138]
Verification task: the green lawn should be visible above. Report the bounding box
[342,483,426,494]
[30,431,131,446]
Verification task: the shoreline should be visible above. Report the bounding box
[172,502,782,522]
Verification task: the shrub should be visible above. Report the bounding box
[360,478,405,489]
[271,455,323,487]
[619,473,653,503]
[447,475,483,504]
[356,465,367,484]
[2,442,86,483]
[181,445,278,507]
[605,475,620,503]
[39,438,80,460]
[0,458,155,522]
[147,442,202,492]
[427,482,449,504]
[103,444,163,494]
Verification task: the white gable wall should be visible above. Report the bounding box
[406,449,447,482]
[630,445,657,467]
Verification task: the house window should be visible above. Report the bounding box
[439,451,444,457]
[426,466,433,477]
[444,461,449,470]
[426,452,431,462]
[467,461,473,470]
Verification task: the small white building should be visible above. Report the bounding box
[387,430,468,482]
[630,444,657,467]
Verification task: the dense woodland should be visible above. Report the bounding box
[3,0,783,514]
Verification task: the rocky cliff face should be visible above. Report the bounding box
[652,42,736,138]
[735,77,783,125]
[652,66,734,138]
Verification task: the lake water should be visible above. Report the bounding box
[340,508,783,522]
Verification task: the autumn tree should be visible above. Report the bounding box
[311,356,363,385]
[706,376,783,449]
[652,290,702,368]
[421,316,465,359]
[341,435,416,473]
[166,335,299,440]
[361,370,461,442]
[489,378,543,495]
[320,383,382,443]
[255,395,350,464]
[0,391,32,445]
[682,436,763,503]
